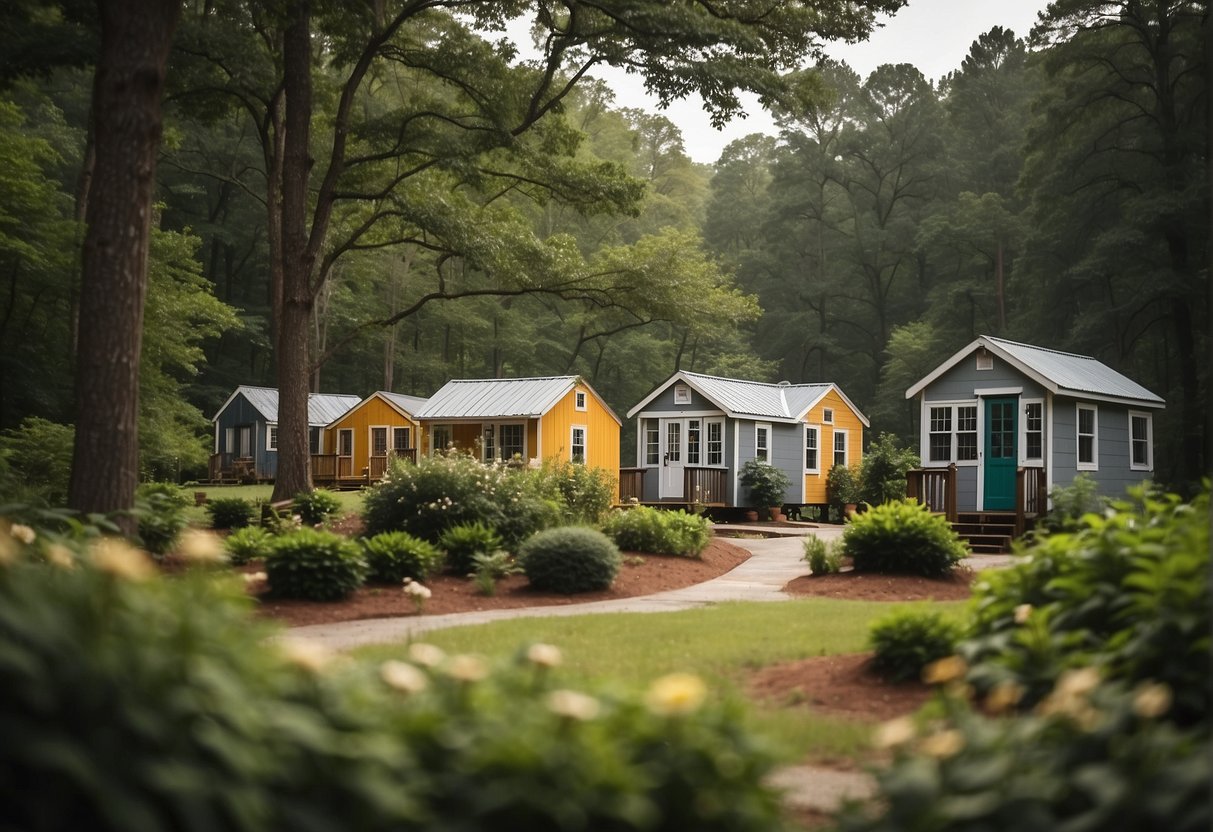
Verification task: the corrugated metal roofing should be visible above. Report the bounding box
[380,391,429,415]
[680,372,832,421]
[415,377,576,420]
[984,337,1164,404]
[221,385,361,425]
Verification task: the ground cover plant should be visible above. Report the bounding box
[868,608,963,682]
[205,496,255,529]
[802,535,843,574]
[223,525,274,565]
[133,482,190,556]
[603,505,712,557]
[292,488,343,525]
[843,498,967,577]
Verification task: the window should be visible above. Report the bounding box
[224,427,234,454]
[928,406,952,462]
[686,420,702,465]
[499,423,524,460]
[1023,401,1043,461]
[393,427,410,453]
[267,424,278,451]
[674,384,692,405]
[431,425,451,454]
[822,408,834,424]
[1077,405,1098,470]
[805,425,820,473]
[574,391,587,411]
[645,421,660,465]
[666,422,682,462]
[483,426,495,461]
[570,426,586,464]
[833,430,848,468]
[755,424,770,462]
[371,427,388,457]
[706,420,723,466]
[976,350,994,371]
[1129,411,1152,471]
[926,403,977,463]
[957,405,978,461]
[338,429,354,457]
[309,427,322,455]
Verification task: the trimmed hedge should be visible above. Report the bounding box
[842,499,967,577]
[603,506,711,557]
[265,528,367,601]
[520,526,621,593]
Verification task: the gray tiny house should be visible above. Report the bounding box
[904,336,1164,538]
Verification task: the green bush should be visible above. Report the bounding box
[293,489,343,525]
[520,526,621,593]
[223,525,274,565]
[133,482,191,557]
[826,463,862,517]
[739,458,790,508]
[802,535,843,574]
[962,487,1210,724]
[206,496,254,529]
[265,528,367,601]
[843,499,967,577]
[439,521,503,575]
[859,433,919,506]
[1041,472,1110,533]
[362,531,442,584]
[868,608,963,682]
[532,459,618,525]
[0,417,74,506]
[603,506,712,557]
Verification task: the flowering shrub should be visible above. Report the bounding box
[265,528,367,601]
[223,525,274,565]
[602,506,711,557]
[362,531,442,584]
[205,496,254,529]
[402,578,431,612]
[293,489,343,525]
[868,608,963,682]
[519,526,621,593]
[530,459,617,525]
[842,498,967,577]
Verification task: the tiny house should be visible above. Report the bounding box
[210,386,361,482]
[316,391,429,486]
[414,376,621,473]
[623,371,869,509]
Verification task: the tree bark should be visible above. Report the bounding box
[67,0,180,531]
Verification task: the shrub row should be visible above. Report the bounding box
[602,506,711,557]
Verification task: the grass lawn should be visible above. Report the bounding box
[185,484,366,525]
[355,598,967,763]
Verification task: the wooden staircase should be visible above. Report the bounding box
[953,511,1017,554]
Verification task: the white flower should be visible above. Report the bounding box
[919,729,965,759]
[1132,682,1172,719]
[242,571,268,584]
[9,524,36,545]
[526,643,563,668]
[547,689,600,721]
[1013,603,1033,624]
[178,529,226,564]
[645,673,707,716]
[408,643,446,667]
[403,579,432,599]
[872,716,917,750]
[445,654,489,683]
[91,539,155,582]
[278,637,336,674]
[380,660,429,694]
[44,544,75,570]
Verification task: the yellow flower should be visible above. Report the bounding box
[872,716,917,750]
[984,680,1025,714]
[408,643,446,667]
[177,529,227,564]
[445,654,489,683]
[380,660,429,695]
[1054,667,1101,699]
[91,539,155,582]
[1013,603,1033,624]
[922,655,968,686]
[919,729,965,759]
[645,672,707,716]
[1132,682,1172,719]
[278,637,336,674]
[526,643,563,668]
[45,544,76,570]
[547,689,600,721]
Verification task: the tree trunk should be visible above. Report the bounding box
[67,0,180,531]
[271,0,315,502]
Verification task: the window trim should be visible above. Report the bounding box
[754,423,771,462]
[429,424,452,456]
[1128,410,1152,471]
[1020,399,1044,464]
[1076,404,1099,471]
[570,424,587,464]
[266,423,278,452]
[673,384,692,405]
[705,419,724,467]
[574,390,587,412]
[921,400,980,467]
[822,408,834,425]
[491,421,527,462]
[804,424,820,474]
[686,419,702,466]
[338,428,354,458]
[832,428,848,469]
[644,420,661,466]
[369,425,389,458]
[392,426,411,453]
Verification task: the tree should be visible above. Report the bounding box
[67,0,181,529]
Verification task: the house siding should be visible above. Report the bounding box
[324,396,421,474]
[214,393,275,478]
[540,385,621,474]
[1051,397,1149,496]
[802,389,866,504]
[635,380,730,503]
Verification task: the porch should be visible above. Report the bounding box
[208,453,258,484]
[313,449,417,489]
[906,463,1047,553]
[618,466,728,507]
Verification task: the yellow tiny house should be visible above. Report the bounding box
[316,391,428,485]
[801,387,867,505]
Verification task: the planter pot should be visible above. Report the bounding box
[743,510,759,523]
[768,507,784,522]
[844,503,858,518]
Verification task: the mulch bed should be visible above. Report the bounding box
[783,567,976,602]
[748,652,933,724]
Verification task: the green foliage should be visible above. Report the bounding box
[843,499,967,577]
[868,609,963,682]
[0,417,74,506]
[533,458,617,525]
[962,487,1210,725]
[1041,473,1109,533]
[859,433,919,506]
[223,526,273,566]
[739,458,791,508]
[438,521,503,575]
[133,482,190,557]
[362,531,442,585]
[265,528,367,601]
[802,535,843,574]
[205,496,254,529]
[469,550,521,596]
[293,488,343,525]
[826,464,862,514]
[603,506,711,557]
[520,526,621,594]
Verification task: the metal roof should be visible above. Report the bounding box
[414,376,578,420]
[628,371,869,426]
[213,385,362,425]
[380,391,429,415]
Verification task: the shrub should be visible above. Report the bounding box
[265,528,367,601]
[206,496,254,529]
[293,489,343,525]
[469,550,521,596]
[603,506,711,557]
[868,609,963,682]
[842,498,967,577]
[520,526,621,593]
[0,417,74,506]
[858,433,919,506]
[362,531,442,584]
[1041,472,1110,533]
[133,482,191,557]
[802,535,843,574]
[438,521,504,575]
[826,463,862,517]
[739,458,790,508]
[223,526,274,565]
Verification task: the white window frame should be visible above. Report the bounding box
[705,419,724,466]
[674,384,692,405]
[1021,399,1044,463]
[570,425,587,464]
[833,428,848,469]
[574,390,587,411]
[921,400,980,466]
[338,428,354,458]
[1076,404,1098,471]
[976,351,994,371]
[266,424,278,452]
[754,423,771,462]
[1128,410,1152,471]
[822,408,834,424]
[494,421,527,461]
[644,421,661,466]
[686,419,702,465]
[804,424,820,474]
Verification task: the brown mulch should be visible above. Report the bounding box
[748,652,932,724]
[782,567,976,602]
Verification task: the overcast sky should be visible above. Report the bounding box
[588,0,1051,164]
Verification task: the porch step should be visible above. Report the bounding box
[952,512,1017,554]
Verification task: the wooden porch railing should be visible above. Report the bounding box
[1014,465,1047,536]
[619,467,645,502]
[685,467,727,506]
[312,454,338,483]
[906,464,958,522]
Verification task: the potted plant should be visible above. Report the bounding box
[827,463,862,520]
[739,458,791,521]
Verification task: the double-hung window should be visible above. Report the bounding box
[1129,411,1152,470]
[645,421,661,465]
[371,427,388,457]
[267,425,278,451]
[755,424,770,462]
[833,429,848,468]
[1076,405,1098,470]
[926,403,978,463]
[393,427,410,453]
[570,426,586,464]
[706,420,723,465]
[499,424,524,460]
[687,420,701,465]
[805,425,820,473]
[1023,401,1043,462]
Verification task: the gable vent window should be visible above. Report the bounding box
[976,350,994,371]
[674,384,692,405]
[822,408,834,424]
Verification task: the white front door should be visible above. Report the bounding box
[660,419,685,499]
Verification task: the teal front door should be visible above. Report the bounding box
[983,398,1017,510]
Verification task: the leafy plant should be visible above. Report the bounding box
[802,535,843,574]
[603,506,712,557]
[826,464,862,515]
[0,417,74,506]
[739,458,790,508]
[868,608,963,682]
[293,489,343,525]
[858,432,919,506]
[265,528,367,601]
[439,521,504,575]
[223,526,274,566]
[133,482,191,557]
[206,496,254,530]
[469,550,521,596]
[532,459,618,525]
[842,499,967,577]
[1041,472,1110,533]
[362,531,442,584]
[519,526,622,593]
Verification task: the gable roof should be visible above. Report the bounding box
[905,336,1165,407]
[211,385,362,426]
[415,376,621,425]
[324,390,431,429]
[626,371,870,426]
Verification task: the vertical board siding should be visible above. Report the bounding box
[801,389,866,505]
[541,385,621,475]
[324,396,421,476]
